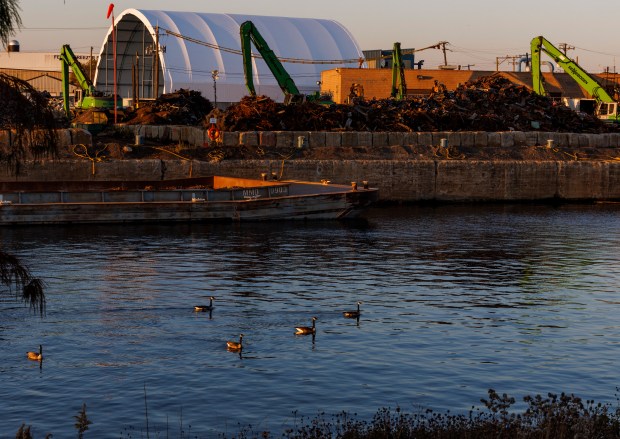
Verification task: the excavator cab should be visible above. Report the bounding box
[598,102,620,123]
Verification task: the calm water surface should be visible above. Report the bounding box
[1,204,620,437]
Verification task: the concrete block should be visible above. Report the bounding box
[403,132,419,146]
[169,126,181,142]
[356,132,372,147]
[158,126,171,141]
[275,131,293,148]
[567,133,580,148]
[578,134,591,148]
[221,131,239,147]
[341,132,358,147]
[460,132,476,147]
[524,131,538,146]
[308,131,326,148]
[325,132,342,147]
[189,127,203,147]
[500,132,515,148]
[554,132,569,148]
[240,131,259,146]
[293,132,311,149]
[447,132,462,148]
[70,128,92,146]
[417,132,432,147]
[387,132,405,147]
[513,131,527,146]
[372,132,388,147]
[487,132,501,148]
[609,133,620,148]
[432,132,450,147]
[594,133,610,148]
[259,131,276,148]
[474,131,488,147]
[55,129,72,149]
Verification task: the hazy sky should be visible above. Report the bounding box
[10,0,620,73]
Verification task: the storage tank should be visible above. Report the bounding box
[7,40,19,52]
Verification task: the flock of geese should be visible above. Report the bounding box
[195,297,363,353]
[26,299,363,360]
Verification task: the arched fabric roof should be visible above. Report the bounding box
[93,9,364,104]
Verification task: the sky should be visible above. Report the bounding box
[9,0,620,73]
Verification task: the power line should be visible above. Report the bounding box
[162,28,362,65]
[20,27,108,31]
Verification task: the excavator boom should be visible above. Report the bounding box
[60,44,96,117]
[240,21,302,103]
[390,42,407,100]
[530,36,614,103]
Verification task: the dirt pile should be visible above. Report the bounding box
[219,75,618,134]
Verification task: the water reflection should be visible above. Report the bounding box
[1,204,620,436]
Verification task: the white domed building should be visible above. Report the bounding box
[93,9,365,105]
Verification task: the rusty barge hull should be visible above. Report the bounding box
[0,176,378,225]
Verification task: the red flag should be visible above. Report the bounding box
[106,3,114,19]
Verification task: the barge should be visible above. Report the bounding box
[0,176,378,224]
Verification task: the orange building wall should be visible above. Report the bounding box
[321,68,600,104]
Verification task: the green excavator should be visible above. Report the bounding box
[391,42,407,100]
[530,36,619,123]
[60,44,120,119]
[240,21,333,105]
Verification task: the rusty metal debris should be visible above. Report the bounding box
[219,75,617,133]
[123,89,214,126]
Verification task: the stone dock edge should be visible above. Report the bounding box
[0,127,619,203]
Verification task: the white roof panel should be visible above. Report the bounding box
[93,9,364,103]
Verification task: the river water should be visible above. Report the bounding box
[1,204,620,437]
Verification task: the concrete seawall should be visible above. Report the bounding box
[1,127,620,202]
[2,158,619,202]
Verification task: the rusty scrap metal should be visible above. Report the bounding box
[219,75,618,133]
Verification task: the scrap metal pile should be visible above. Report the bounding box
[220,75,617,133]
[123,89,214,126]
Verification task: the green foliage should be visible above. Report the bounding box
[0,250,45,315]
[74,403,92,439]
[0,0,21,49]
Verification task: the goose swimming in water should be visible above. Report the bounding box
[343,301,362,319]
[194,296,215,312]
[295,317,317,335]
[27,345,42,361]
[227,334,243,351]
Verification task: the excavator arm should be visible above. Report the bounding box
[390,42,407,100]
[60,44,96,117]
[240,21,302,104]
[530,36,614,104]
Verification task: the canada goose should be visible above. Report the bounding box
[343,301,362,318]
[27,345,42,361]
[194,296,215,312]
[295,317,317,335]
[227,334,243,351]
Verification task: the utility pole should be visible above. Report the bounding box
[558,43,575,55]
[438,41,449,66]
[154,25,160,99]
[495,55,527,72]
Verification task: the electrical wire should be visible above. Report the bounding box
[162,28,362,65]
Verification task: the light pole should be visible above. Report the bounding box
[211,70,219,107]
[106,3,117,124]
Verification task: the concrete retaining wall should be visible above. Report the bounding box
[2,158,620,202]
[2,127,620,202]
[121,125,620,149]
